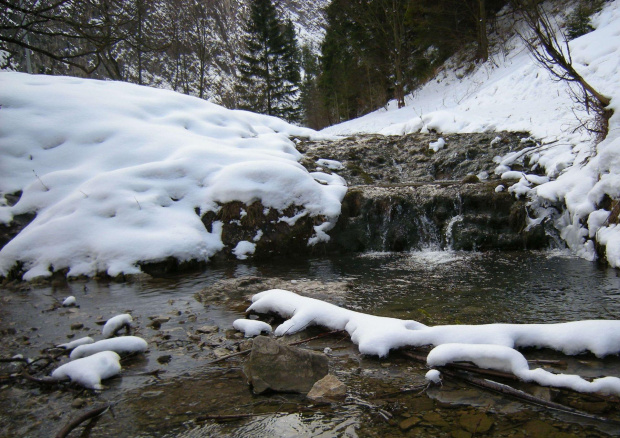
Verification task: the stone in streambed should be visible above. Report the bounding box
[243,336,328,394]
[307,374,347,402]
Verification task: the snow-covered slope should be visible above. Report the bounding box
[322,0,620,267]
[0,73,344,280]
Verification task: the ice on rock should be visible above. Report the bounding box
[70,336,148,359]
[51,351,121,390]
[233,319,273,337]
[102,314,132,338]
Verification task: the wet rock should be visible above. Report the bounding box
[196,325,218,334]
[213,347,231,358]
[239,339,254,352]
[243,336,328,394]
[157,355,172,364]
[451,430,472,438]
[523,419,558,438]
[307,374,347,402]
[459,412,493,433]
[71,398,87,409]
[423,411,450,428]
[399,416,421,431]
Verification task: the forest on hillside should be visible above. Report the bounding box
[1,0,604,128]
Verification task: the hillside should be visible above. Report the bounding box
[322,0,620,267]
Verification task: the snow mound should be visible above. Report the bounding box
[51,351,121,390]
[0,73,344,280]
[233,319,273,337]
[102,314,132,338]
[70,336,148,359]
[249,289,620,358]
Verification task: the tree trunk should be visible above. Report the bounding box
[476,0,489,62]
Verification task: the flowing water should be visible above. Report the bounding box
[2,250,620,437]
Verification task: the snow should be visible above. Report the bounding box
[233,319,273,337]
[70,336,148,359]
[316,159,344,170]
[233,241,256,260]
[425,369,442,384]
[429,138,445,152]
[58,337,94,350]
[427,343,620,396]
[62,296,76,307]
[250,290,620,358]
[319,0,620,266]
[250,289,620,395]
[102,314,132,338]
[0,73,343,280]
[51,351,121,390]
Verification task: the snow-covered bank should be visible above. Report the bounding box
[0,73,345,280]
[250,289,620,395]
[321,0,620,267]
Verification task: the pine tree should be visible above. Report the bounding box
[236,0,301,123]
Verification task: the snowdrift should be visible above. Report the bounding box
[0,73,345,279]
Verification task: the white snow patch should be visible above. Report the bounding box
[70,336,148,359]
[425,369,442,384]
[62,296,76,307]
[429,138,445,152]
[51,351,121,390]
[316,158,344,170]
[102,314,132,338]
[233,241,256,260]
[233,319,272,337]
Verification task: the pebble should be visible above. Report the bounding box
[70,323,84,330]
[71,398,86,409]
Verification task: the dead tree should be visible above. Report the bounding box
[514,0,611,136]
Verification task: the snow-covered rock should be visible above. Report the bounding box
[51,351,121,390]
[102,314,132,338]
[62,296,76,307]
[70,336,148,359]
[233,319,272,337]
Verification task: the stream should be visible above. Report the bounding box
[1,249,620,437]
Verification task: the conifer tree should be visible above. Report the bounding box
[236,0,301,123]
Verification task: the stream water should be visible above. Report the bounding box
[2,249,620,437]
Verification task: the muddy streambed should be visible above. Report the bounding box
[2,250,620,437]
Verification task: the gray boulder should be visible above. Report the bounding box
[243,336,328,394]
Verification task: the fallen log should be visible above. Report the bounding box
[401,351,620,425]
[55,404,111,438]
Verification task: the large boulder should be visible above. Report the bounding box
[243,336,328,394]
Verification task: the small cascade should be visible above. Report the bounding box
[414,214,442,250]
[445,214,464,250]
